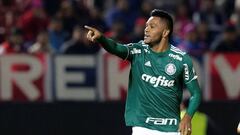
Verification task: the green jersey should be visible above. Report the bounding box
[97,36,201,132]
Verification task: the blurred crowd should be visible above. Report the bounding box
[0,0,240,60]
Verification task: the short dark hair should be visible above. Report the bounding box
[150,9,173,38]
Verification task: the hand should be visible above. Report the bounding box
[178,114,192,135]
[84,25,102,42]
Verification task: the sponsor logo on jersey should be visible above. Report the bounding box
[145,117,177,125]
[183,64,189,80]
[144,48,150,53]
[165,63,176,75]
[144,61,151,67]
[169,53,182,61]
[130,48,141,54]
[141,74,175,87]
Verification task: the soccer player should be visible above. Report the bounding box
[85,9,201,135]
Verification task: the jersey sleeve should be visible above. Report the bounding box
[182,55,201,117]
[97,36,139,61]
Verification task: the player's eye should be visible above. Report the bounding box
[150,25,154,29]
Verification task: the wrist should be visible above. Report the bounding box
[96,35,105,42]
[183,113,192,121]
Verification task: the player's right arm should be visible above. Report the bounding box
[84,25,131,60]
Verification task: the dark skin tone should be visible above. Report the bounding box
[84,16,192,135]
[143,17,169,52]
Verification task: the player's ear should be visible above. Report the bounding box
[163,29,170,38]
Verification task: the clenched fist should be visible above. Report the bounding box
[84,25,102,42]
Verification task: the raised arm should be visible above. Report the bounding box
[84,25,130,60]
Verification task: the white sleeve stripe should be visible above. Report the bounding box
[186,75,198,84]
[123,45,129,61]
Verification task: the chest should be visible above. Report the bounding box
[132,53,184,80]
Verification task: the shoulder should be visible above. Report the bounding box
[125,40,150,55]
[170,45,186,55]
[124,40,149,51]
[169,45,192,62]
[125,40,146,47]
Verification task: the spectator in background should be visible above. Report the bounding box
[16,0,49,43]
[15,0,34,12]
[230,0,240,33]
[196,21,214,49]
[56,0,79,35]
[146,0,181,11]
[187,0,201,13]
[105,0,138,33]
[129,17,146,43]
[72,0,91,26]
[211,22,240,52]
[222,0,236,19]
[48,18,68,53]
[87,7,107,33]
[0,0,17,43]
[104,19,130,43]
[42,0,61,17]
[193,0,224,36]
[0,28,25,54]
[60,26,99,55]
[0,0,32,43]
[178,23,207,62]
[28,31,52,54]
[171,2,193,45]
[174,2,193,40]
[139,1,154,19]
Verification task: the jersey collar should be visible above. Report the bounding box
[149,44,171,56]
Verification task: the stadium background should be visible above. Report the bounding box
[0,0,240,135]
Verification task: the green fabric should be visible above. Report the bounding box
[185,79,201,116]
[97,37,201,132]
[97,36,129,60]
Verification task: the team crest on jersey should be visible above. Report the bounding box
[165,63,176,75]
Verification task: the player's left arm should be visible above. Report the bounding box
[183,55,201,117]
[179,55,201,135]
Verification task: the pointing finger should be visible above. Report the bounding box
[84,25,96,31]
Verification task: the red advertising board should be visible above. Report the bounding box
[99,52,130,101]
[0,54,49,101]
[1,53,239,102]
[205,53,240,100]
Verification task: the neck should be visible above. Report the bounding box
[151,38,169,53]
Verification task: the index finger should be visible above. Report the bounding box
[84,25,96,31]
